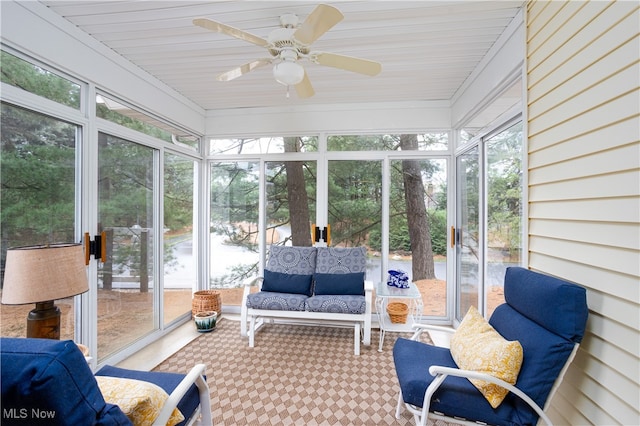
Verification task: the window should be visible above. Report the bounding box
[96,94,199,151]
[209,161,260,306]
[163,153,197,325]
[328,133,449,151]
[210,136,318,154]
[485,121,523,316]
[0,50,80,109]
[0,103,80,338]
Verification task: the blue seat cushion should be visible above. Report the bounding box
[95,365,200,426]
[246,291,308,311]
[313,272,365,295]
[0,337,131,426]
[305,295,366,314]
[261,269,313,296]
[393,338,521,426]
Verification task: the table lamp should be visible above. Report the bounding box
[1,243,89,339]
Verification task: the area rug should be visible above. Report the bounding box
[153,318,448,425]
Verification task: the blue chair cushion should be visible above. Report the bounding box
[95,365,200,426]
[246,291,308,311]
[393,337,521,426]
[261,269,313,296]
[266,245,317,275]
[504,267,587,343]
[315,246,367,273]
[305,295,366,314]
[0,337,131,426]
[313,272,365,295]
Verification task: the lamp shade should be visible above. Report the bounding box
[273,61,304,86]
[2,243,89,305]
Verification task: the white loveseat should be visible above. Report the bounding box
[240,245,373,355]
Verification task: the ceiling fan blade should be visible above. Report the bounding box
[293,4,343,45]
[295,71,315,98]
[193,18,269,48]
[216,59,272,82]
[314,52,382,76]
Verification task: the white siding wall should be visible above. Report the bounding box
[526,1,640,424]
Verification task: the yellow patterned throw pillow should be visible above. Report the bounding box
[96,376,185,426]
[450,306,523,408]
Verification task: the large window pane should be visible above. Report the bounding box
[98,133,156,360]
[265,159,317,247]
[389,157,448,317]
[163,154,196,325]
[209,161,260,305]
[485,121,523,316]
[0,103,79,338]
[327,160,381,280]
[0,51,80,109]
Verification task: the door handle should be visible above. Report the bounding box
[84,231,106,265]
[450,226,455,248]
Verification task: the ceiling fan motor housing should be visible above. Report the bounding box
[267,28,310,57]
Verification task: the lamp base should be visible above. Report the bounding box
[27,301,61,339]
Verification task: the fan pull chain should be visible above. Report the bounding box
[286,85,291,98]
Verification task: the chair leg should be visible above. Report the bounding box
[395,392,403,419]
[354,323,361,355]
[249,315,255,348]
[195,374,212,425]
[414,413,423,426]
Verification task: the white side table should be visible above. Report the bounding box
[375,281,423,352]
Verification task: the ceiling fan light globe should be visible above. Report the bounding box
[273,61,304,86]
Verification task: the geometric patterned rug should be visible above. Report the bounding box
[153,318,451,425]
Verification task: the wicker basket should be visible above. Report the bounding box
[387,302,409,324]
[192,290,221,317]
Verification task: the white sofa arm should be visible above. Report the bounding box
[362,280,374,346]
[364,280,374,292]
[153,363,212,426]
[240,276,263,337]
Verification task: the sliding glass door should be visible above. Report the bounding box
[455,146,480,321]
[455,120,523,320]
[97,132,157,359]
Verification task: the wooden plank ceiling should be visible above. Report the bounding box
[40,1,522,111]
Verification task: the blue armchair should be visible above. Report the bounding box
[1,337,212,426]
[393,267,588,426]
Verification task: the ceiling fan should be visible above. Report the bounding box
[193,4,382,98]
